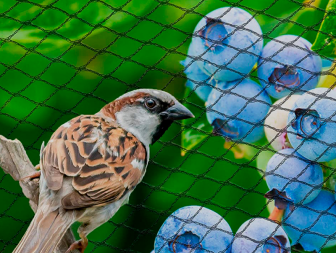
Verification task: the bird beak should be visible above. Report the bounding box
[160,102,195,121]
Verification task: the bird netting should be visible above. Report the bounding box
[0,0,336,252]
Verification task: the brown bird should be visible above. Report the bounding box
[13,89,194,253]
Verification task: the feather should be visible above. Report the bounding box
[41,115,147,210]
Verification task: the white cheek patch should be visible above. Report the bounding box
[131,159,145,171]
[115,106,161,146]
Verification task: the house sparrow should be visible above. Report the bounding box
[14,89,194,253]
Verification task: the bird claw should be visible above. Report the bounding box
[65,239,88,253]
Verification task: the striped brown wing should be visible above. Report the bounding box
[41,115,147,210]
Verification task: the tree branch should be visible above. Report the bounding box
[0,135,79,253]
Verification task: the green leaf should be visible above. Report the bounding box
[181,88,212,156]
[181,119,212,156]
[0,0,154,52]
[323,159,336,191]
[312,0,336,57]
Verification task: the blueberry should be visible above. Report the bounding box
[258,35,322,99]
[154,206,233,253]
[265,148,323,207]
[283,190,336,251]
[206,79,271,143]
[189,7,263,82]
[287,88,336,162]
[264,95,300,151]
[231,218,290,253]
[181,54,214,102]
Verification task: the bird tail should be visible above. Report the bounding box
[13,208,73,253]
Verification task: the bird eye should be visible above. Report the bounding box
[145,99,157,109]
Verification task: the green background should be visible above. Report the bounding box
[0,0,334,252]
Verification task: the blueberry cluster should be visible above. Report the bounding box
[154,206,233,253]
[152,6,335,253]
[183,6,324,143]
[152,206,290,253]
[263,89,336,251]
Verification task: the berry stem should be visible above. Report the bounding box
[268,206,284,223]
[224,141,244,159]
[280,131,289,149]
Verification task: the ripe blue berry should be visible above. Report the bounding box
[154,206,233,253]
[181,55,214,102]
[231,218,290,253]
[265,148,323,206]
[206,79,271,143]
[258,35,322,99]
[189,7,263,82]
[283,190,336,251]
[287,88,336,162]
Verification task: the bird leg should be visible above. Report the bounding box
[65,233,88,253]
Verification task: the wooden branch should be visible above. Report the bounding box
[0,135,79,253]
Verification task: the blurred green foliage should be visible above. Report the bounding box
[0,0,335,252]
[312,0,336,57]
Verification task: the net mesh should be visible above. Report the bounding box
[0,0,335,252]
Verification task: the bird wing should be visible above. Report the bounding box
[41,115,147,210]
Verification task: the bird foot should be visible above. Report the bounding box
[65,239,88,253]
[20,171,41,181]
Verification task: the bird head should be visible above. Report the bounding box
[100,89,194,146]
